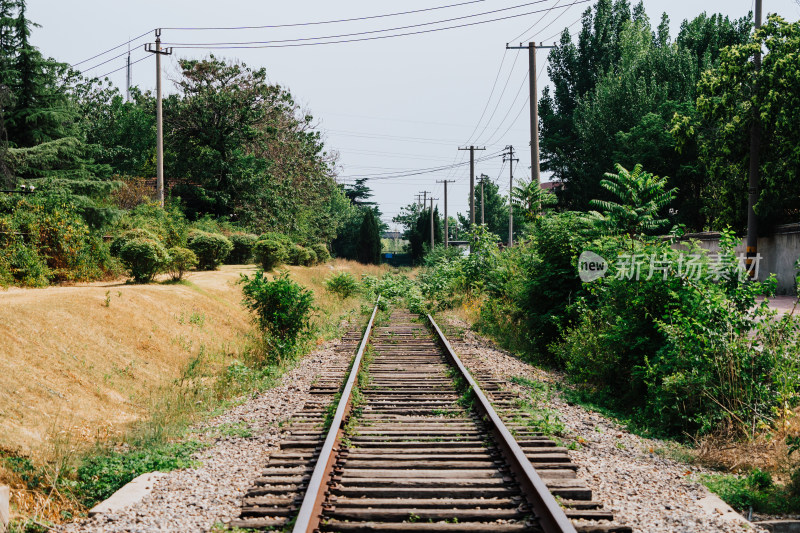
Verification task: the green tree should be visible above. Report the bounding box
[585,163,677,237]
[356,208,381,265]
[457,178,508,239]
[673,15,800,232]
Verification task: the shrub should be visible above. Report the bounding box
[310,243,331,264]
[110,228,160,257]
[227,233,258,264]
[187,230,232,270]
[326,272,359,298]
[119,237,168,282]
[240,270,314,362]
[253,237,288,271]
[288,244,314,266]
[113,203,188,248]
[165,247,198,281]
[305,247,318,266]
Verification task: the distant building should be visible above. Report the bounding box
[382,231,402,240]
[540,181,564,192]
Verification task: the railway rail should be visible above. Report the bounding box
[232,302,630,532]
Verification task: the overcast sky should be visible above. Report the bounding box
[29,1,800,227]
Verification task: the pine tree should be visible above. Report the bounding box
[356,209,381,265]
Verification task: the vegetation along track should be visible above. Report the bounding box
[232,303,631,532]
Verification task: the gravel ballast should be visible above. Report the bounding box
[446,318,763,533]
[58,339,352,533]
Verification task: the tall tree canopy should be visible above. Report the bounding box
[539,0,751,230]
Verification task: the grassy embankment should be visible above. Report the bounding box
[0,259,389,528]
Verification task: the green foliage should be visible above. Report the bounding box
[288,244,314,266]
[110,228,160,257]
[357,209,382,265]
[699,469,800,514]
[114,203,188,249]
[75,441,202,507]
[118,237,168,283]
[186,230,232,271]
[0,196,113,286]
[310,242,330,263]
[512,177,557,223]
[240,270,314,362]
[325,272,359,299]
[457,178,509,240]
[165,246,197,281]
[253,235,288,271]
[540,0,750,229]
[584,163,677,237]
[227,233,258,264]
[675,15,800,231]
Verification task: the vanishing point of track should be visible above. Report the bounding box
[232,301,630,532]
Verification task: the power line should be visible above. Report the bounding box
[341,152,501,181]
[71,29,154,68]
[94,54,152,79]
[164,0,556,46]
[521,0,582,42]
[163,0,487,31]
[509,0,562,43]
[165,1,592,49]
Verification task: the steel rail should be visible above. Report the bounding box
[427,314,578,533]
[292,297,381,533]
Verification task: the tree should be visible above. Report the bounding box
[585,163,677,237]
[457,178,508,238]
[356,208,381,265]
[540,1,750,230]
[343,178,377,207]
[512,178,557,222]
[673,15,800,232]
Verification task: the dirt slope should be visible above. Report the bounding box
[0,266,256,455]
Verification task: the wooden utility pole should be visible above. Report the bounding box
[503,145,519,247]
[458,146,486,226]
[746,0,763,277]
[437,179,455,247]
[145,29,173,208]
[506,42,554,185]
[420,190,430,208]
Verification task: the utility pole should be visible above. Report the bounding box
[437,179,455,247]
[479,174,491,225]
[126,41,131,102]
[503,146,519,247]
[746,0,763,278]
[429,197,439,250]
[415,193,424,207]
[420,190,430,208]
[506,42,555,185]
[458,146,486,226]
[145,29,173,208]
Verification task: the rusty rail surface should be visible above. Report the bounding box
[291,298,381,533]
[427,314,577,533]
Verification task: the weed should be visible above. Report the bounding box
[102,290,111,307]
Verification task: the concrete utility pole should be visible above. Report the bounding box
[746,0,763,278]
[126,42,131,102]
[458,146,486,226]
[429,197,439,250]
[415,193,424,207]
[506,42,555,185]
[437,179,455,247]
[479,174,490,225]
[145,29,173,208]
[503,145,519,247]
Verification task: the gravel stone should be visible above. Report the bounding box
[58,339,351,533]
[446,318,765,533]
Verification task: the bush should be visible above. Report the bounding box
[240,270,314,362]
[113,203,188,248]
[187,230,233,270]
[310,243,331,264]
[253,237,288,271]
[119,237,168,282]
[326,272,359,298]
[227,233,258,264]
[0,198,113,286]
[165,246,198,281]
[110,228,160,257]
[288,244,315,266]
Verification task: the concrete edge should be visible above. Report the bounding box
[755,520,800,533]
[88,472,166,517]
[697,489,753,528]
[0,485,9,533]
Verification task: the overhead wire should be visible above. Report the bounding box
[70,29,154,68]
[164,0,592,49]
[94,54,152,79]
[162,0,487,31]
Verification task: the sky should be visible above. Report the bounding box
[28,0,800,228]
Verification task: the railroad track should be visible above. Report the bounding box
[232,303,630,532]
